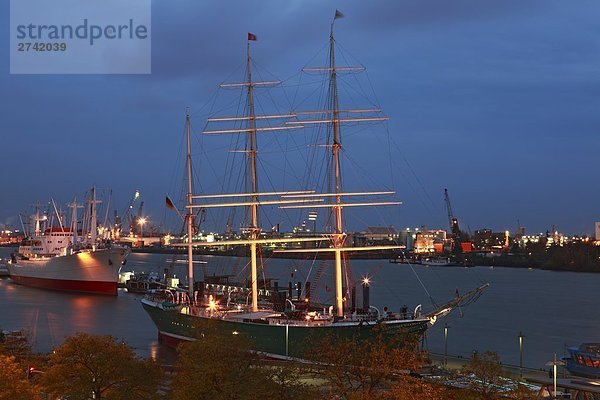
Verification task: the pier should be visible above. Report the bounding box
[428,352,600,399]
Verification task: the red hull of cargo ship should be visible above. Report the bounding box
[9,275,118,295]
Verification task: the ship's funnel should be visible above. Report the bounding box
[362,282,370,311]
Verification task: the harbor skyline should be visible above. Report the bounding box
[1,0,599,235]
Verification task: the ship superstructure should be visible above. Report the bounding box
[7,188,129,295]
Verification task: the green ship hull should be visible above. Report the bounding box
[141,300,430,359]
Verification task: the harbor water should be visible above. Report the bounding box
[1,246,598,370]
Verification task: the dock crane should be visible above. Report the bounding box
[113,190,140,238]
[444,188,462,255]
[130,201,145,235]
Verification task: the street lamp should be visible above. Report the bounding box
[518,331,524,379]
[26,365,44,382]
[138,217,147,238]
[444,323,450,368]
[545,353,565,399]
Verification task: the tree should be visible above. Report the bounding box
[526,239,547,259]
[264,363,320,400]
[509,241,522,255]
[460,351,535,400]
[0,329,35,358]
[40,332,163,400]
[171,333,263,400]
[385,375,459,400]
[308,326,426,399]
[508,381,539,400]
[0,354,41,400]
[0,328,49,394]
[171,333,316,400]
[461,351,503,398]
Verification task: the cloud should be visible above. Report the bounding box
[2,0,600,233]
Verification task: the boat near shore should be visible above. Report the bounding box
[423,257,463,267]
[0,259,9,277]
[142,16,487,360]
[123,271,180,294]
[389,253,423,265]
[6,188,129,295]
[565,344,600,378]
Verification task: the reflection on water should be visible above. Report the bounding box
[1,247,599,369]
[150,341,158,361]
[70,296,96,329]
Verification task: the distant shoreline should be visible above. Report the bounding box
[2,243,597,273]
[130,245,398,260]
[131,245,600,272]
[468,254,600,273]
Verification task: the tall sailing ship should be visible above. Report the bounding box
[142,17,487,358]
[7,188,129,295]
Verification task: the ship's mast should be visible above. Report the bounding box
[90,187,97,244]
[34,205,42,236]
[88,187,102,248]
[277,14,397,318]
[329,22,345,318]
[68,197,82,245]
[247,41,260,313]
[185,108,195,302]
[198,34,325,314]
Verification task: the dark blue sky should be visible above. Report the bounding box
[1,0,599,235]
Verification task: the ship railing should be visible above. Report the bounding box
[342,307,419,323]
[145,288,190,306]
[343,313,379,323]
[268,317,331,327]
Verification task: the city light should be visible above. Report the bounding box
[138,218,147,238]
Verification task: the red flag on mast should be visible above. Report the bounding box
[247,32,257,41]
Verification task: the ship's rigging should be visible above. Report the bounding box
[142,13,488,360]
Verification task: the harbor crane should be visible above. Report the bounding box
[122,190,140,225]
[444,188,462,255]
[130,201,144,235]
[113,190,140,237]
